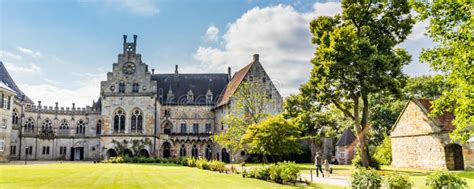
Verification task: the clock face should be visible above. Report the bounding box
[122,62,136,75]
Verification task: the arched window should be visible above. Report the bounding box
[41,119,53,132]
[96,120,102,135]
[59,119,69,134]
[131,109,143,132]
[163,122,172,135]
[12,108,19,125]
[76,120,86,135]
[163,142,171,158]
[132,83,139,93]
[118,82,126,93]
[205,145,212,160]
[179,144,186,157]
[24,118,35,133]
[192,145,198,158]
[114,109,126,133]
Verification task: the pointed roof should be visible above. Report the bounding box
[335,129,356,146]
[0,62,33,103]
[215,62,254,108]
[392,99,455,132]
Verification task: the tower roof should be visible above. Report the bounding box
[0,61,33,103]
[335,129,356,146]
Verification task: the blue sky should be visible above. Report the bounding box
[0,0,435,107]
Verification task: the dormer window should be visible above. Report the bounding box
[132,83,139,93]
[206,89,213,104]
[187,89,194,103]
[118,82,126,93]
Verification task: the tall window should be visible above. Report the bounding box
[193,123,199,133]
[205,123,212,133]
[12,108,18,125]
[42,146,50,155]
[163,122,172,135]
[131,109,143,132]
[59,146,67,155]
[41,119,53,132]
[191,145,198,158]
[96,120,102,135]
[206,94,213,104]
[180,123,187,134]
[205,145,212,160]
[76,120,86,135]
[26,146,33,155]
[24,118,35,133]
[179,145,186,157]
[10,145,16,155]
[1,93,10,110]
[0,139,4,152]
[114,109,126,133]
[59,119,69,134]
[132,83,139,93]
[118,82,126,93]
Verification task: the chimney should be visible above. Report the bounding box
[175,65,179,77]
[253,54,259,62]
[38,101,42,108]
[133,34,137,44]
[227,67,232,80]
[123,35,127,53]
[123,35,127,44]
[152,69,155,74]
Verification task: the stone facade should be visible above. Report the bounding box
[0,82,15,162]
[391,99,474,170]
[0,35,283,162]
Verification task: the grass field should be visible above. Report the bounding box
[0,163,319,189]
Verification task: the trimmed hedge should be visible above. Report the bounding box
[242,162,300,185]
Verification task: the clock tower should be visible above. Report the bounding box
[99,35,158,156]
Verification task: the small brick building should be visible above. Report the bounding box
[335,129,356,165]
[391,99,474,170]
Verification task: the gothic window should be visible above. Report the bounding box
[59,146,67,155]
[25,146,33,155]
[12,108,19,125]
[118,82,126,93]
[42,146,50,155]
[59,119,69,134]
[132,83,139,93]
[205,145,212,160]
[179,145,186,157]
[164,109,171,118]
[24,118,35,133]
[96,120,102,135]
[10,145,16,155]
[192,145,198,158]
[193,123,199,134]
[180,123,187,134]
[41,119,53,132]
[131,109,143,132]
[205,123,212,133]
[248,75,253,82]
[114,109,126,133]
[163,122,172,135]
[76,120,86,135]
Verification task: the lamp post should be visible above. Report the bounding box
[24,147,28,165]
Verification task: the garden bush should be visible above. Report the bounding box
[196,158,210,170]
[352,148,381,170]
[373,135,392,165]
[242,162,300,185]
[384,173,413,189]
[278,162,299,184]
[350,168,382,189]
[425,169,467,189]
[102,156,125,163]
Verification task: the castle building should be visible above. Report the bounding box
[0,35,282,162]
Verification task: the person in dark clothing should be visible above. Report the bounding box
[314,152,324,177]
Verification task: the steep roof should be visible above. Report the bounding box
[391,99,455,132]
[416,99,455,131]
[335,129,356,146]
[0,62,33,103]
[152,73,229,105]
[215,62,254,108]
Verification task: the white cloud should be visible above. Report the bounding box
[17,47,42,58]
[194,2,343,97]
[0,50,22,62]
[406,19,430,42]
[4,62,41,74]
[204,25,220,42]
[19,72,104,107]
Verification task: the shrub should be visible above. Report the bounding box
[187,158,197,167]
[103,156,125,163]
[269,164,283,183]
[196,158,210,170]
[253,167,271,180]
[351,168,382,189]
[208,160,226,173]
[425,169,467,189]
[373,135,392,165]
[279,162,299,184]
[384,173,413,189]
[352,147,381,170]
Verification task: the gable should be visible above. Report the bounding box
[391,101,445,137]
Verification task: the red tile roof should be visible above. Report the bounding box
[215,62,254,108]
[416,99,455,131]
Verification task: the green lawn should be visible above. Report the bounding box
[0,163,317,189]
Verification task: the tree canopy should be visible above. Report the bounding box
[304,0,414,167]
[414,1,473,142]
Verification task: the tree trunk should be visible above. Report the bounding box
[353,94,370,167]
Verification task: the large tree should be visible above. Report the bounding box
[212,81,274,154]
[414,2,473,142]
[304,1,414,167]
[241,114,302,163]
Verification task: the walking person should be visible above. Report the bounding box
[323,159,331,178]
[314,152,324,177]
